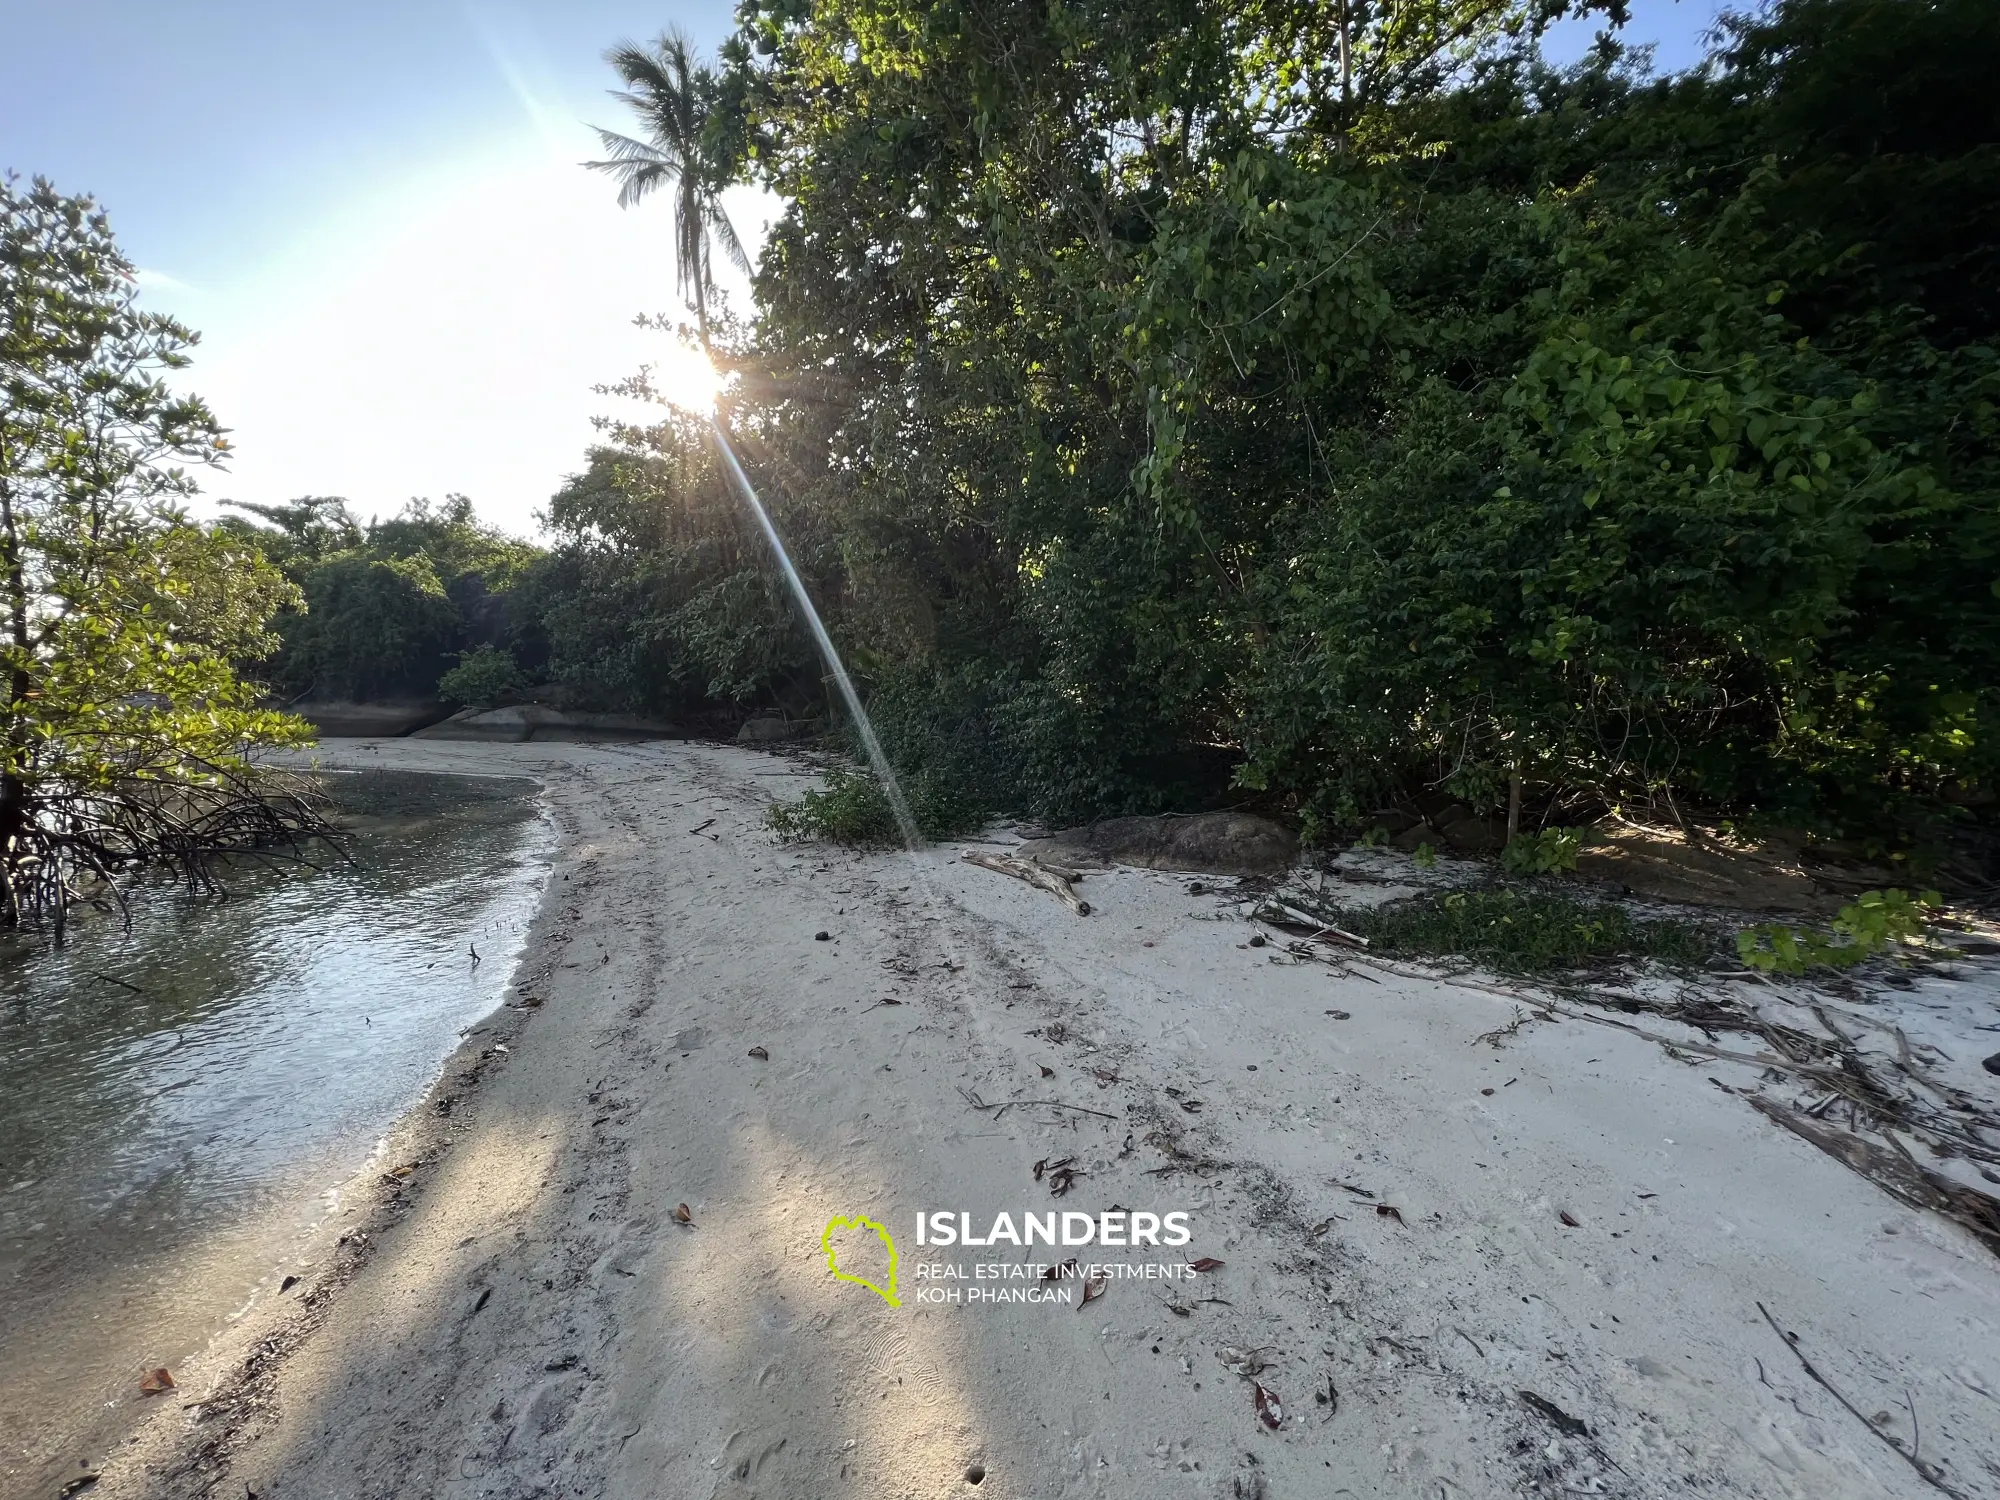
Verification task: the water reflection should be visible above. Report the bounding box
[0,770,549,1491]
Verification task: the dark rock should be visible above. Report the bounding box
[737,716,801,744]
[1983,1052,2000,1077]
[1438,815,1505,855]
[296,698,453,737]
[1021,811,1299,876]
[415,706,677,743]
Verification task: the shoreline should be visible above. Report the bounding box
[0,764,550,1500]
[83,737,2000,1500]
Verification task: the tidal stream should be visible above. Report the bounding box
[0,770,551,1497]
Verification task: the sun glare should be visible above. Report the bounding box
[653,340,724,414]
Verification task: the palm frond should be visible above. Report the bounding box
[702,201,753,275]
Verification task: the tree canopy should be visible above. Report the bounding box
[0,175,322,926]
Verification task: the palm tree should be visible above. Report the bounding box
[585,28,748,351]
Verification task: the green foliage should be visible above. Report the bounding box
[1349,889,1714,974]
[516,435,813,714]
[438,645,525,708]
[0,175,319,923]
[1502,826,1587,875]
[221,493,541,703]
[765,767,987,846]
[1736,887,1941,974]
[701,0,2000,850]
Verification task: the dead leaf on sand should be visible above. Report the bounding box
[1376,1204,1405,1225]
[1039,1065,1054,1078]
[747,1046,769,1060]
[1252,1381,1284,1429]
[1032,1155,1074,1183]
[1093,1068,1119,1088]
[1518,1389,1589,1437]
[1558,1209,1580,1228]
[673,1203,696,1227]
[138,1367,175,1396]
[1048,1164,1082,1197]
[1078,1272,1107,1310]
[1042,1257,1079,1281]
[1188,1256,1226,1273]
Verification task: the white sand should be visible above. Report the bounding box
[95,738,2000,1500]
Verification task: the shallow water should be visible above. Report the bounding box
[0,770,550,1495]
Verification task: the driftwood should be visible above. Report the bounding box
[1255,900,1370,948]
[961,851,1091,916]
[1748,1096,2000,1259]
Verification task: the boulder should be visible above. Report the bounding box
[1574,824,1836,913]
[415,706,676,743]
[295,699,452,738]
[736,716,801,744]
[1019,811,1299,877]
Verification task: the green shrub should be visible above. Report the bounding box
[438,645,525,707]
[1737,888,1941,975]
[766,767,989,846]
[1347,888,1714,974]
[1502,826,1587,875]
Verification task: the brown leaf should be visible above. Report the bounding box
[1033,1157,1047,1181]
[1179,1098,1203,1114]
[1093,1068,1119,1088]
[747,1046,769,1060]
[1049,1165,1081,1197]
[673,1203,696,1227]
[1041,1256,1079,1281]
[1558,1210,1580,1228]
[139,1367,176,1396]
[1039,1064,1054,1078]
[1078,1272,1107,1310]
[1252,1381,1284,1430]
[1375,1204,1405,1225]
[1188,1256,1226,1273]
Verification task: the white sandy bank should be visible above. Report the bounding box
[93,738,1999,1500]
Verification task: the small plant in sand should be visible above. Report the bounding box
[1501,826,1588,876]
[1737,889,1942,976]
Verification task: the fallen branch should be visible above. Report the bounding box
[1755,1302,1971,1500]
[1747,1097,2000,1259]
[959,1088,1120,1121]
[1256,900,1369,947]
[962,851,1091,916]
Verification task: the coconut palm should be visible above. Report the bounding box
[585,28,749,351]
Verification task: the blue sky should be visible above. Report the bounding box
[0,0,1727,536]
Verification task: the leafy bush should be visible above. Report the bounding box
[765,767,989,846]
[438,645,525,708]
[1737,888,1941,974]
[1347,889,1715,975]
[1502,827,1588,875]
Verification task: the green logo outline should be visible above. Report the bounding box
[821,1214,901,1307]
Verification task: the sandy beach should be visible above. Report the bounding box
[85,737,2000,1500]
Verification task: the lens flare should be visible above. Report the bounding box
[652,341,724,413]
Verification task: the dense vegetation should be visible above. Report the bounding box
[541,0,1988,855]
[143,0,2000,864]
[217,494,539,704]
